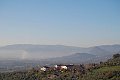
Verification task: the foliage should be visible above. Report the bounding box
[113,53,120,59]
[0,54,120,80]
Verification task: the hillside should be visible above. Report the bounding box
[45,53,96,63]
[0,54,120,80]
[0,44,120,61]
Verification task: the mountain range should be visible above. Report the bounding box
[0,44,120,63]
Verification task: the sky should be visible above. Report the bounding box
[0,0,120,47]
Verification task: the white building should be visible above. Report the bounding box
[54,65,67,70]
[61,66,67,69]
[40,67,46,71]
[54,65,58,68]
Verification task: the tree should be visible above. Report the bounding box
[113,53,120,59]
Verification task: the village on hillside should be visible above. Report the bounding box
[0,53,120,80]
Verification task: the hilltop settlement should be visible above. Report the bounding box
[0,53,120,80]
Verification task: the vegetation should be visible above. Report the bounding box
[0,54,120,80]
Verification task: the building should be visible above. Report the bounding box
[54,64,74,70]
[40,66,49,71]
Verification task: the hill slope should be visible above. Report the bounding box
[0,54,120,80]
[0,44,120,60]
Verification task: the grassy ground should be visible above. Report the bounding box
[94,66,120,72]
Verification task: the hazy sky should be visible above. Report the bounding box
[0,0,120,47]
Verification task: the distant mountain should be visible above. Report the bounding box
[0,44,120,60]
[98,44,120,53]
[45,53,97,64]
[0,44,85,60]
[88,46,111,56]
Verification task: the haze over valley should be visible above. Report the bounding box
[0,44,120,63]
